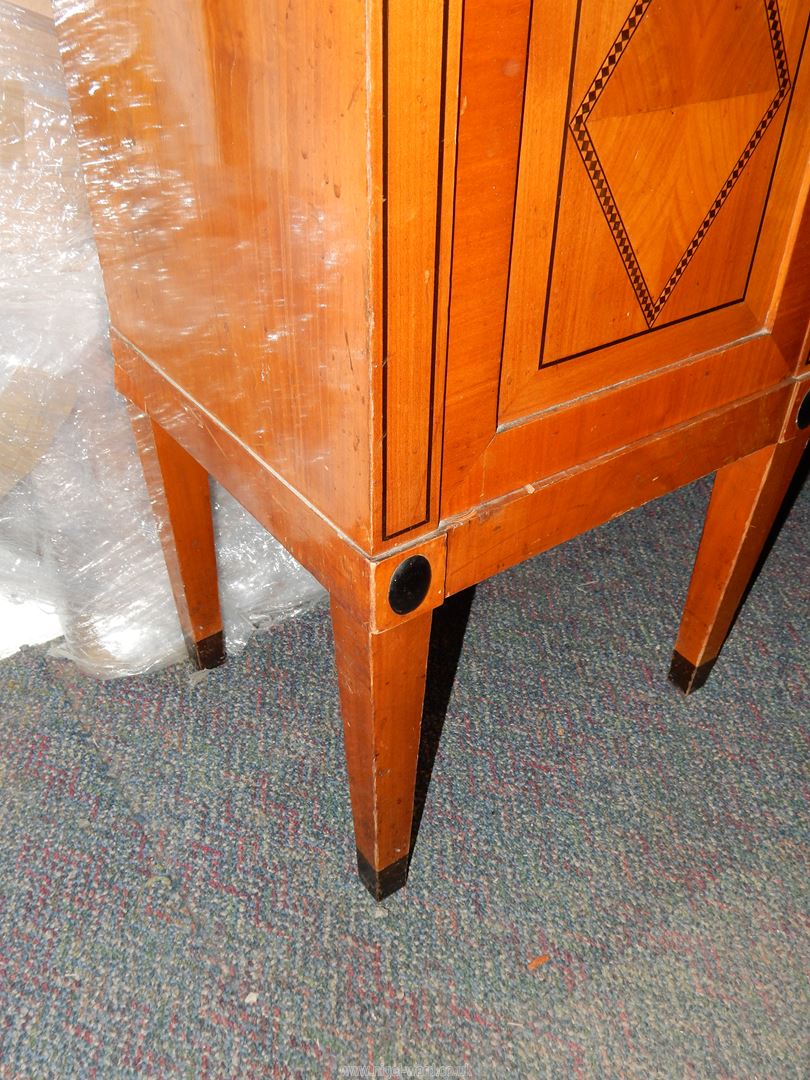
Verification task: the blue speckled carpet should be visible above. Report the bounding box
[0,472,807,1078]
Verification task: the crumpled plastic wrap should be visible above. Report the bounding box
[0,1,325,678]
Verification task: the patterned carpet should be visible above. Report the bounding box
[0,472,807,1078]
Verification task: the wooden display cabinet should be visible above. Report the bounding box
[55,0,810,898]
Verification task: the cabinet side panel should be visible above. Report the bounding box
[54,0,375,546]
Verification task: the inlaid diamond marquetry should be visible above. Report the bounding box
[570,0,790,326]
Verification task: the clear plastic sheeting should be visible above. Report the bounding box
[0,1,324,678]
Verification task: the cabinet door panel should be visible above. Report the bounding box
[442,0,810,517]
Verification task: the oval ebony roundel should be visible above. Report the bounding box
[388,555,432,616]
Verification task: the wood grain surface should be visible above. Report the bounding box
[56,0,810,896]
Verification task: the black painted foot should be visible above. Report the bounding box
[356,849,410,901]
[669,650,716,695]
[191,630,226,670]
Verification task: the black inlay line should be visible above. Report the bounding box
[381,1,450,542]
[435,0,467,524]
[494,0,536,416]
[381,0,390,540]
[538,298,744,368]
[742,6,810,301]
[384,517,431,542]
[537,0,585,367]
[537,0,795,370]
[424,0,451,529]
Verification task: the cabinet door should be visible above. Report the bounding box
[441,0,810,518]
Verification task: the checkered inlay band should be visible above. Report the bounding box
[569,0,791,327]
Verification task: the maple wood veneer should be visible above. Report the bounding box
[57,0,810,898]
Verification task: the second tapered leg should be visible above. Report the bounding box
[130,410,225,669]
[670,436,806,694]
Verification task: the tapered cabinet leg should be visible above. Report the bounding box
[331,601,432,900]
[130,410,225,670]
[670,437,806,694]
